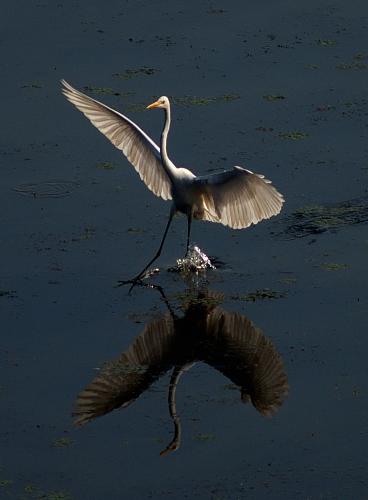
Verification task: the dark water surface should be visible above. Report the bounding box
[1,0,368,498]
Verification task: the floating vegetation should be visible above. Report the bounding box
[279,131,309,140]
[126,227,146,234]
[223,383,240,391]
[0,290,17,298]
[354,53,368,60]
[14,181,79,198]
[125,102,149,113]
[173,94,240,107]
[320,262,348,271]
[336,62,368,70]
[0,479,13,487]
[24,484,38,493]
[278,197,368,239]
[153,35,176,47]
[23,484,71,499]
[207,8,227,14]
[193,433,215,442]
[21,82,42,89]
[152,436,164,444]
[173,289,223,311]
[96,161,116,170]
[231,289,286,302]
[278,277,297,285]
[305,64,319,70]
[80,227,96,240]
[101,359,147,377]
[46,491,72,500]
[263,94,286,101]
[255,126,274,132]
[52,437,74,448]
[83,86,124,96]
[315,104,335,112]
[316,39,336,46]
[113,67,160,79]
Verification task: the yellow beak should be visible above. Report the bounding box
[146,100,161,110]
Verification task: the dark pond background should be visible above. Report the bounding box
[1,0,368,498]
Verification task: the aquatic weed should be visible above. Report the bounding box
[278,198,368,239]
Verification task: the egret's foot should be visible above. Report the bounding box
[115,278,142,294]
[115,268,160,290]
[116,277,142,287]
[159,441,180,457]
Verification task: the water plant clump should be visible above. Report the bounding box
[278,197,368,239]
[231,288,286,302]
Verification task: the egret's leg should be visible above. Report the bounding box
[119,207,175,286]
[185,213,192,256]
[159,363,195,456]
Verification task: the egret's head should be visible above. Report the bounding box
[146,96,170,110]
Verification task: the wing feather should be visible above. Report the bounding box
[73,314,175,426]
[61,80,172,201]
[196,166,284,229]
[205,308,289,416]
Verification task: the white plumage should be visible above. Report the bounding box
[61,80,284,281]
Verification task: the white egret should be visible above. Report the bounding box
[61,80,284,282]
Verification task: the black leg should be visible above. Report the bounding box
[185,213,192,256]
[159,362,196,456]
[118,207,175,287]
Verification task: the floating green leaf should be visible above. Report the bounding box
[316,39,336,46]
[279,131,309,140]
[52,437,74,448]
[263,94,286,101]
[96,161,115,170]
[320,262,348,271]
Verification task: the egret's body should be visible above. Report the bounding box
[61,80,284,282]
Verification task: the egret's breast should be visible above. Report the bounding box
[172,178,199,215]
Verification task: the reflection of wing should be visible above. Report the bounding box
[61,80,172,201]
[196,166,284,229]
[73,315,175,426]
[205,308,289,416]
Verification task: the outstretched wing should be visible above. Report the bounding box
[205,308,289,416]
[196,166,284,229]
[73,314,176,426]
[61,80,172,201]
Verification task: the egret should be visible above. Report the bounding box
[61,80,284,282]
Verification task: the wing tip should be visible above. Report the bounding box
[60,78,72,91]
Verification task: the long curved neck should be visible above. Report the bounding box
[160,105,176,180]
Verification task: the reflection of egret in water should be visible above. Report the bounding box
[73,287,289,455]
